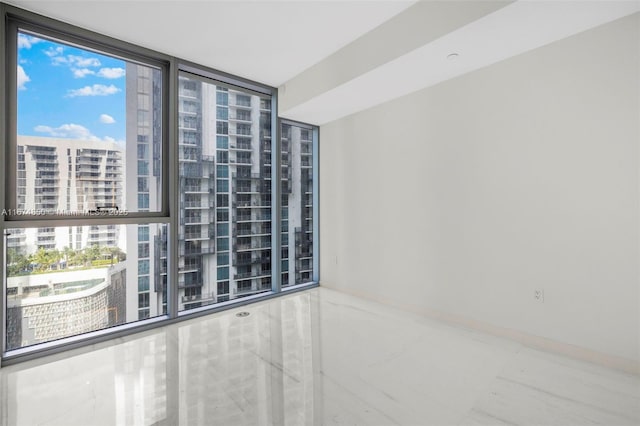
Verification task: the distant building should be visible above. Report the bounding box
[124,67,315,317]
[9,136,124,254]
[125,64,165,320]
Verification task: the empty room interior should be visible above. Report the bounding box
[0,0,638,425]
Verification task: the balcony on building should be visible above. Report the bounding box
[228,138,252,151]
[232,94,252,108]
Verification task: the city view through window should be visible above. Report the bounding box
[5,31,315,352]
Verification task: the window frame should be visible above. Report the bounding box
[5,17,171,221]
[279,118,320,288]
[0,3,319,366]
[175,64,281,316]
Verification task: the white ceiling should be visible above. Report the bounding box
[4,0,415,86]
[281,0,640,124]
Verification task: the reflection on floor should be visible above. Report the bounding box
[0,287,638,425]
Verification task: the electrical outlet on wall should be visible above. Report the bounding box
[534,289,545,303]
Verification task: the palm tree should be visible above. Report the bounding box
[33,248,55,272]
[107,246,125,264]
[6,248,23,276]
[51,249,62,270]
[86,245,101,265]
[14,251,31,275]
[62,246,73,269]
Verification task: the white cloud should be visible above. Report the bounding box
[97,67,126,79]
[46,48,102,78]
[35,123,97,140]
[66,84,121,97]
[18,34,42,49]
[17,65,30,90]
[99,114,115,124]
[34,123,121,143]
[72,68,96,78]
[45,46,64,58]
[68,55,101,68]
[52,55,101,68]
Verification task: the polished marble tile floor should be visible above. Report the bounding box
[0,287,638,426]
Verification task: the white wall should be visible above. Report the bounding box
[320,14,639,364]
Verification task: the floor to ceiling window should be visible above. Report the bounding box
[281,121,317,288]
[0,5,318,363]
[5,27,168,352]
[175,72,274,311]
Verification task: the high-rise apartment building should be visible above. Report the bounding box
[9,136,123,254]
[281,124,314,287]
[175,75,273,309]
[176,76,218,309]
[126,68,282,313]
[125,64,165,321]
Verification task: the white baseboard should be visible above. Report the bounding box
[319,283,640,375]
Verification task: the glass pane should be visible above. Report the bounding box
[177,73,272,311]
[5,223,168,351]
[281,124,314,287]
[16,31,162,215]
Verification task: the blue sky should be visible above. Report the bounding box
[17,32,126,143]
